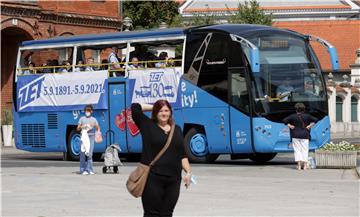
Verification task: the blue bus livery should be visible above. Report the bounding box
[14,24,339,163]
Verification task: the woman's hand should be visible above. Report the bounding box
[139,103,153,112]
[288,124,295,129]
[306,122,315,130]
[183,173,191,189]
[182,158,192,188]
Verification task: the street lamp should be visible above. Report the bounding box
[159,22,168,29]
[123,17,133,31]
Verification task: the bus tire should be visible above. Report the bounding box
[249,153,277,163]
[184,128,219,163]
[66,129,81,161]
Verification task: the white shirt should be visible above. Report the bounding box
[108,52,119,69]
[277,85,294,101]
[85,66,94,71]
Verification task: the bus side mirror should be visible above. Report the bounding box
[306,35,339,71]
[230,34,260,74]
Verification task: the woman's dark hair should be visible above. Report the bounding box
[295,103,305,113]
[151,99,173,125]
[84,104,93,112]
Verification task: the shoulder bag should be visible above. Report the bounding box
[126,123,175,198]
[297,114,311,140]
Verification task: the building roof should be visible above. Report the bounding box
[180,0,359,19]
[181,0,355,12]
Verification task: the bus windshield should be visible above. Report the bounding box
[242,34,327,117]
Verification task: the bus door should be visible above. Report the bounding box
[228,67,252,153]
[108,82,128,152]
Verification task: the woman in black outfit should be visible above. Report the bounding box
[131,100,192,217]
[282,103,318,170]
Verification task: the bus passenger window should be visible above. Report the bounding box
[18,47,73,75]
[76,44,126,76]
[128,40,183,71]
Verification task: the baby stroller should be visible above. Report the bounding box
[102,144,123,174]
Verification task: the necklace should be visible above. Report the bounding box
[158,123,170,134]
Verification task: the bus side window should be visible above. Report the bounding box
[198,33,229,102]
[230,68,249,113]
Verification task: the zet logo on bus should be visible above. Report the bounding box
[18,76,45,111]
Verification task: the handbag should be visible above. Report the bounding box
[95,131,103,143]
[126,123,175,198]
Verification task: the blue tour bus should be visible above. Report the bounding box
[13,24,339,163]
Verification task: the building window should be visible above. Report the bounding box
[351,96,358,122]
[336,96,343,122]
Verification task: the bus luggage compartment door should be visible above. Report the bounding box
[229,107,252,153]
[108,83,127,152]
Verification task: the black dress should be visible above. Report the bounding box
[131,103,187,217]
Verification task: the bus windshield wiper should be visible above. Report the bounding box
[261,109,294,115]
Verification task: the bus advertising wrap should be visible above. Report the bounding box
[17,71,108,112]
[128,67,182,105]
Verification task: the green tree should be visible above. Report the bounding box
[228,0,272,26]
[123,1,180,29]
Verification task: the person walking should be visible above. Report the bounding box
[283,103,318,170]
[77,105,100,175]
[131,100,192,217]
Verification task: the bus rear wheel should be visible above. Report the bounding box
[249,153,277,163]
[184,128,219,163]
[66,129,81,161]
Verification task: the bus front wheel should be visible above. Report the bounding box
[249,153,277,163]
[66,129,81,161]
[184,128,219,163]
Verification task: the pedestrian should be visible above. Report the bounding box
[77,105,100,175]
[282,103,318,170]
[131,100,192,217]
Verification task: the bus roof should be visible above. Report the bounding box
[21,24,304,48]
[188,24,305,38]
[21,27,186,48]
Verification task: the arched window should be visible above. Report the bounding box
[336,96,343,122]
[351,96,358,122]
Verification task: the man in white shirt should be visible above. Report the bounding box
[84,57,96,71]
[108,46,122,76]
[277,77,294,102]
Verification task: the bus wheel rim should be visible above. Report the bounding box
[190,133,208,157]
[70,134,81,156]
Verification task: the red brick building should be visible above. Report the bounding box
[1,0,122,111]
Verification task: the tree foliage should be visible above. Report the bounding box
[228,0,272,26]
[123,1,180,29]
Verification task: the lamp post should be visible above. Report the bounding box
[159,22,168,29]
[123,16,133,31]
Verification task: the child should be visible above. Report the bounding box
[77,105,100,175]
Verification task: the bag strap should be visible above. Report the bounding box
[297,114,306,128]
[149,123,175,167]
